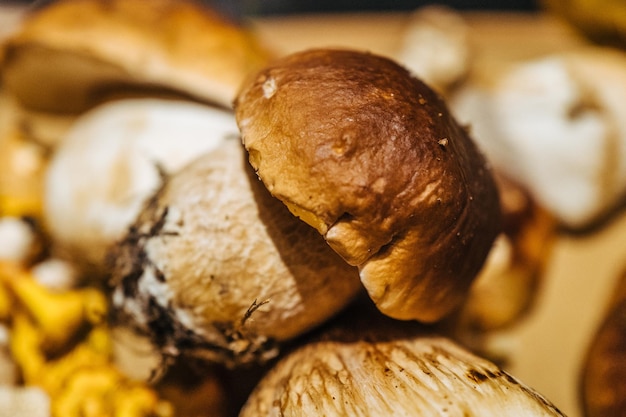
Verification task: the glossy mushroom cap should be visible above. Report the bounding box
[234,49,501,322]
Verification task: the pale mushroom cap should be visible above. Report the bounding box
[30,258,80,291]
[110,137,362,366]
[395,5,471,93]
[235,49,500,322]
[1,0,272,112]
[44,98,236,271]
[0,386,50,417]
[452,47,626,229]
[0,217,36,263]
[240,322,565,417]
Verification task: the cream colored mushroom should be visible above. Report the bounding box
[395,5,471,94]
[109,137,362,367]
[0,386,50,417]
[0,217,37,264]
[452,47,626,229]
[240,307,566,417]
[43,98,237,274]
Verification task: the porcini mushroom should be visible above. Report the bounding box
[0,0,272,112]
[109,137,362,367]
[234,48,500,322]
[239,303,566,417]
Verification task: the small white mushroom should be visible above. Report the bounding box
[395,5,471,94]
[43,98,238,272]
[31,258,80,291]
[0,386,50,417]
[109,138,362,367]
[452,47,626,229]
[0,216,37,264]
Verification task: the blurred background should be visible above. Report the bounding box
[14,0,540,18]
[206,0,539,17]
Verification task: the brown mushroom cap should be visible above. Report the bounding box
[234,49,501,322]
[0,0,272,113]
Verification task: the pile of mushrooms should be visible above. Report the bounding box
[0,1,578,415]
[107,48,566,415]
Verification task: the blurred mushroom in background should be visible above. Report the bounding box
[395,5,471,95]
[0,0,274,230]
[451,172,558,346]
[451,47,626,231]
[580,264,626,417]
[42,98,238,277]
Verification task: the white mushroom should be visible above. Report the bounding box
[0,216,37,264]
[452,47,626,229]
[0,386,50,417]
[31,258,80,291]
[109,138,362,367]
[395,5,471,94]
[43,98,238,273]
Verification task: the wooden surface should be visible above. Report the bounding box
[2,6,626,417]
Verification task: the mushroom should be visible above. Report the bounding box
[43,98,237,274]
[0,386,50,417]
[580,265,626,417]
[0,0,273,113]
[234,48,501,323]
[108,137,362,367]
[239,302,566,417]
[451,47,626,230]
[395,5,471,95]
[30,258,80,292]
[0,216,40,265]
[455,173,557,333]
